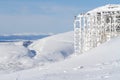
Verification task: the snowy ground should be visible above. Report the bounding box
[0,31,74,73]
[0,31,120,80]
[29,31,74,63]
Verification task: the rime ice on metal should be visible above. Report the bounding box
[74,4,120,54]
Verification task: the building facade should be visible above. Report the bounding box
[74,4,120,54]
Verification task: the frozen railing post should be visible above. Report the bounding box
[74,4,120,54]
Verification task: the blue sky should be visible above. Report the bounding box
[0,0,119,34]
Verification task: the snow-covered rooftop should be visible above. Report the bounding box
[87,4,120,13]
[76,4,120,20]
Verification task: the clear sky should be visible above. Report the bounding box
[0,0,119,34]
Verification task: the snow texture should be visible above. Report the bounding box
[0,31,120,80]
[29,31,74,63]
[0,43,35,73]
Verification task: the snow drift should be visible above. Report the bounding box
[49,36,120,69]
[0,32,120,80]
[0,31,74,73]
[0,43,34,73]
[29,31,74,62]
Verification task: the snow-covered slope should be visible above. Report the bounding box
[51,36,120,68]
[29,31,74,62]
[0,32,120,80]
[0,31,74,74]
[0,43,34,73]
[87,4,120,13]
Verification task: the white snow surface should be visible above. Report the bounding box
[0,43,35,73]
[87,4,120,13]
[0,31,120,80]
[0,31,74,73]
[29,31,74,62]
[0,43,27,63]
[77,4,120,17]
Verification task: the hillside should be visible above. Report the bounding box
[0,43,34,73]
[0,31,120,80]
[29,31,74,63]
[0,31,74,73]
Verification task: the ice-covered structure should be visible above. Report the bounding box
[74,4,120,54]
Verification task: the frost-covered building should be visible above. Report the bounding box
[74,4,120,54]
